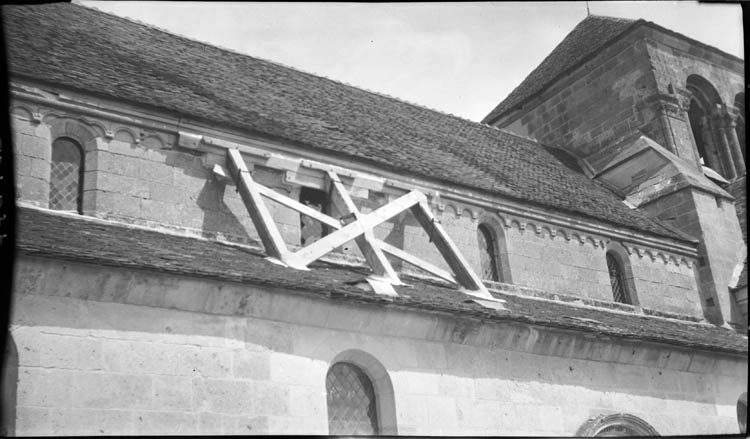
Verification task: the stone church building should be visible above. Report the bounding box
[1,3,747,436]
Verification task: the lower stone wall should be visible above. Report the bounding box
[5,256,746,436]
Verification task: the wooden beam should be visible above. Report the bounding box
[226,148,291,263]
[375,239,457,284]
[328,171,402,285]
[256,184,342,230]
[410,200,492,298]
[288,190,425,267]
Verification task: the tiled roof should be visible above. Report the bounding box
[727,176,747,289]
[2,4,687,243]
[482,15,637,124]
[15,206,748,355]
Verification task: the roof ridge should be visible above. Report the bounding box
[586,13,637,23]
[78,1,487,126]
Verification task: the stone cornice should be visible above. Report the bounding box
[9,80,697,258]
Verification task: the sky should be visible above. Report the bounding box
[79,1,743,122]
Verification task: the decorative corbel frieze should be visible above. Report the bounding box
[622,241,695,268]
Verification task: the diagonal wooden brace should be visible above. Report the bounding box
[257,184,342,231]
[410,200,493,299]
[226,148,293,264]
[375,239,457,285]
[222,148,497,301]
[286,190,426,268]
[328,171,403,285]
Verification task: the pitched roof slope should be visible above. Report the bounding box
[3,4,684,242]
[15,207,748,354]
[482,15,637,124]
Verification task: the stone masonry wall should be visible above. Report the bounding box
[645,36,745,170]
[10,109,701,315]
[500,31,661,158]
[496,27,743,169]
[639,187,746,326]
[646,32,744,108]
[7,256,745,436]
[499,221,701,316]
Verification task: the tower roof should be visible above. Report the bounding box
[482,15,637,124]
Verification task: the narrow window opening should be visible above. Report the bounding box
[688,98,709,164]
[49,137,84,213]
[606,252,631,304]
[299,186,329,246]
[326,362,379,435]
[477,224,500,282]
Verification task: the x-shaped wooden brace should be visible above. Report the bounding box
[224,148,498,301]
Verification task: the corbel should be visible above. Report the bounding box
[31,111,43,124]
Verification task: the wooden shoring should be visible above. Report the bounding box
[226,148,291,264]
[222,148,498,300]
[327,171,402,285]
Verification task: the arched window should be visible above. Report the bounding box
[577,413,659,436]
[477,223,500,282]
[49,137,84,213]
[687,95,713,165]
[606,251,632,304]
[686,75,742,180]
[326,362,379,435]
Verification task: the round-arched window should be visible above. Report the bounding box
[49,137,84,213]
[326,362,379,435]
[606,251,632,305]
[477,223,500,282]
